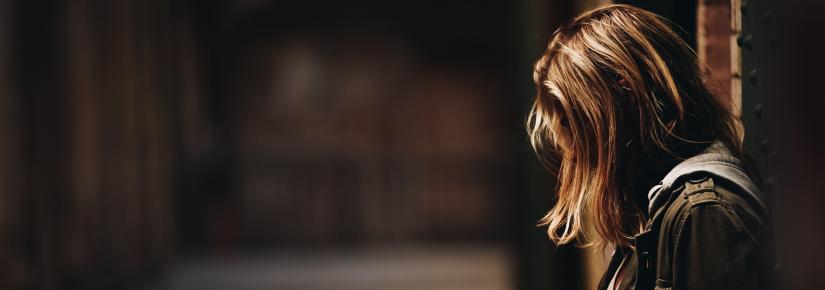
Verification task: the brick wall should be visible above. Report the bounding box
[698,0,738,113]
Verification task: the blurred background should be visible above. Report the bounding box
[1,0,824,290]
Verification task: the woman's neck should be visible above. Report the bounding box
[625,142,712,215]
[625,154,681,216]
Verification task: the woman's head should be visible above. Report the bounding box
[527,4,742,248]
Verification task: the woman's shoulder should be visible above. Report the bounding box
[661,173,769,244]
[655,173,777,289]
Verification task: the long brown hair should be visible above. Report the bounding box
[527,4,742,248]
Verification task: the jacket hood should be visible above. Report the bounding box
[646,141,766,216]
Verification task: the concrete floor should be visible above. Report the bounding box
[138,243,514,290]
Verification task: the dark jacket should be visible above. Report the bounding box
[598,142,777,290]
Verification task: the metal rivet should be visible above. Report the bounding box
[736,34,744,47]
[748,69,758,85]
[744,35,753,50]
[754,103,763,120]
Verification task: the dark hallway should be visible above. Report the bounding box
[2,1,825,290]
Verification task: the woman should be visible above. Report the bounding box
[527,5,776,290]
